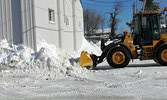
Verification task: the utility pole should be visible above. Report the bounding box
[133,2,135,17]
[142,0,146,12]
[133,2,135,33]
[136,0,138,13]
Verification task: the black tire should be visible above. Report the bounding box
[156,45,167,66]
[106,46,131,68]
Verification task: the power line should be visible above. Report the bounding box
[81,0,134,8]
[87,0,133,3]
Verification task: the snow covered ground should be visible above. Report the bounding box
[0,39,167,100]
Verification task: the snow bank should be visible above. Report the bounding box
[0,39,88,79]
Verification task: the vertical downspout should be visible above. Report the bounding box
[57,0,63,49]
[0,0,3,40]
[72,0,76,51]
[32,0,37,51]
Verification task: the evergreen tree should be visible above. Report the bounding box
[140,0,160,12]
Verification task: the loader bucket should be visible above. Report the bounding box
[79,51,93,69]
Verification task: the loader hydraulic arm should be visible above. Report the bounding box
[165,14,167,33]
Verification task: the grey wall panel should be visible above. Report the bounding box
[3,0,7,40]
[8,0,13,44]
[11,0,22,44]
[0,0,13,44]
[0,0,3,40]
[21,0,35,50]
[6,0,11,42]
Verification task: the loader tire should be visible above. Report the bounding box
[106,47,131,68]
[156,45,167,66]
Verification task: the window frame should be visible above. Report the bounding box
[48,8,55,24]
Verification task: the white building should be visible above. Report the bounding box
[0,0,84,52]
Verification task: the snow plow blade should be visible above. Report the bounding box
[79,51,95,69]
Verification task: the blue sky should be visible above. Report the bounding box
[80,0,167,34]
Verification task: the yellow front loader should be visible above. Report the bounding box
[79,8,167,69]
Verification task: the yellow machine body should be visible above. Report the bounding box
[123,33,167,60]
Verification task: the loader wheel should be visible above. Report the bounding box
[156,45,167,66]
[106,47,131,68]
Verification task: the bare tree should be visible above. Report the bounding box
[109,3,122,38]
[99,14,105,34]
[84,9,105,36]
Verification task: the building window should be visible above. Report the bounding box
[48,9,55,23]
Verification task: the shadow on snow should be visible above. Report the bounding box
[94,62,162,70]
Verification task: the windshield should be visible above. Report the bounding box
[142,14,159,30]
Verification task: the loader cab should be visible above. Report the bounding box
[133,12,161,46]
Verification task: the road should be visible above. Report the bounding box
[1,60,167,100]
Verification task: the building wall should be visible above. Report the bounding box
[62,0,75,52]
[33,0,59,51]
[0,0,36,50]
[34,0,84,52]
[0,0,13,44]
[0,0,84,53]
[74,0,84,50]
[20,0,36,50]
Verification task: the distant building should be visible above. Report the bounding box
[85,28,111,41]
[96,28,111,34]
[0,0,84,52]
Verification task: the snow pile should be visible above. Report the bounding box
[0,39,88,79]
[74,38,102,57]
[35,40,88,78]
